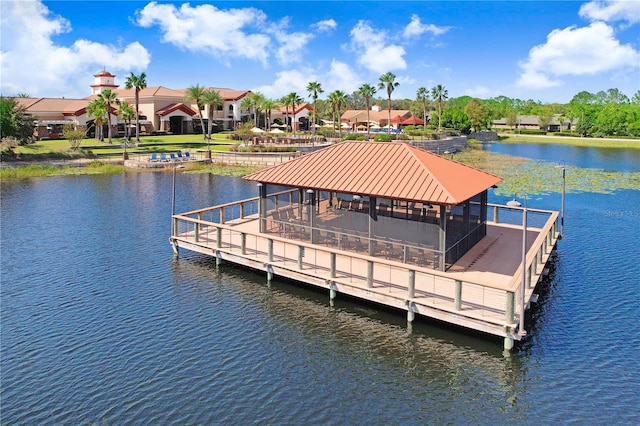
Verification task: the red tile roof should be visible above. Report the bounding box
[156,103,197,116]
[244,141,502,205]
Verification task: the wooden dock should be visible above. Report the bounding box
[170,195,559,350]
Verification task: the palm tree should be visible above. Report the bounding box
[240,95,255,127]
[116,100,135,158]
[282,92,303,136]
[378,72,400,134]
[184,84,207,140]
[416,87,429,133]
[358,83,377,140]
[251,92,266,128]
[201,89,223,149]
[328,90,347,139]
[86,99,106,141]
[124,72,146,143]
[306,81,323,138]
[431,84,448,132]
[261,98,277,132]
[116,100,135,141]
[96,88,117,144]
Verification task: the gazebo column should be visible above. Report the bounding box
[297,188,304,219]
[258,183,267,233]
[368,196,377,256]
[438,205,447,271]
[307,189,316,243]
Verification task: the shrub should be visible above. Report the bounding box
[374,133,391,142]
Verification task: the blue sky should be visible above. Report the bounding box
[1,1,639,103]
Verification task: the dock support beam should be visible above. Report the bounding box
[267,239,273,262]
[504,335,514,352]
[241,232,246,255]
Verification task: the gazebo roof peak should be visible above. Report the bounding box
[244,141,502,205]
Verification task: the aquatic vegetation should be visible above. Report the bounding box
[186,163,263,177]
[454,147,640,195]
[0,161,125,179]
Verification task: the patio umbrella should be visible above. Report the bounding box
[270,128,284,133]
[251,127,265,133]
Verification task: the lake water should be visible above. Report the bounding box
[2,145,639,423]
[481,141,640,172]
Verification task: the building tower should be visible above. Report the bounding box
[90,70,118,95]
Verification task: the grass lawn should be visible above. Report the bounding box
[12,134,238,158]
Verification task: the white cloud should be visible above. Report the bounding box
[0,0,150,97]
[253,69,315,98]
[516,22,640,89]
[349,20,407,73]
[403,14,450,38]
[579,0,640,24]
[313,19,337,32]
[269,17,314,65]
[325,60,361,94]
[136,2,271,65]
[464,85,493,98]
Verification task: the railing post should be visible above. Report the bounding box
[298,245,304,269]
[505,291,515,323]
[527,265,533,288]
[220,206,226,225]
[241,232,246,255]
[330,252,336,278]
[367,260,374,288]
[216,227,222,249]
[240,203,245,219]
[194,222,199,242]
[493,205,499,223]
[408,270,415,298]
[454,280,462,311]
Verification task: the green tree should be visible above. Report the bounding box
[116,100,135,141]
[124,72,147,143]
[184,84,208,139]
[96,89,118,143]
[416,87,430,133]
[235,121,254,146]
[282,92,303,135]
[358,83,377,140]
[464,98,489,132]
[63,124,87,150]
[202,89,224,146]
[0,96,35,144]
[306,81,324,138]
[441,109,471,133]
[378,72,400,134]
[86,98,106,141]
[261,98,277,132]
[328,90,348,138]
[431,84,448,131]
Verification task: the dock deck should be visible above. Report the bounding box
[171,199,559,347]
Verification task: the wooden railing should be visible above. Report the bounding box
[172,197,559,336]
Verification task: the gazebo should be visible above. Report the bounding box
[401,116,425,125]
[244,142,502,271]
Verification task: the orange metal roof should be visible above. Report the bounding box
[243,141,502,205]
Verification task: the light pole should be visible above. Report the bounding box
[171,164,185,236]
[556,160,566,239]
[507,194,527,337]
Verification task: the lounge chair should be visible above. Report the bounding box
[176,151,184,161]
[184,151,192,160]
[160,153,168,162]
[149,153,158,162]
[170,153,178,162]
